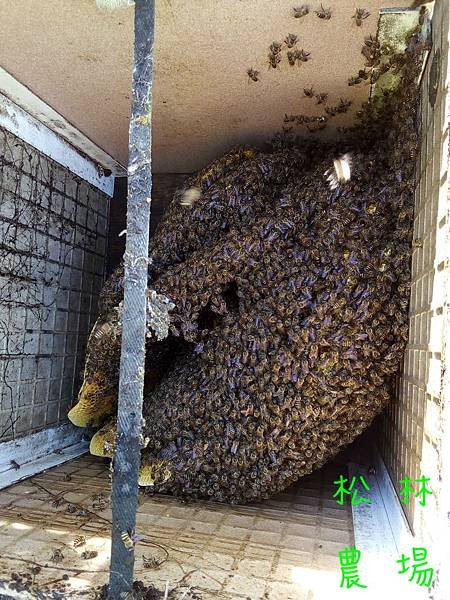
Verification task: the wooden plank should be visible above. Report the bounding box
[0,424,88,489]
[0,89,117,196]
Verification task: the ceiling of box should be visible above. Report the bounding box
[1,0,411,173]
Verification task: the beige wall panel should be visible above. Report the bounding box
[1,0,401,172]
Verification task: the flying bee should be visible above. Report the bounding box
[268,52,282,68]
[353,8,370,26]
[315,4,331,19]
[315,92,328,104]
[269,41,283,54]
[303,86,315,97]
[284,33,298,48]
[293,4,309,17]
[10,460,20,470]
[179,187,201,207]
[247,67,259,82]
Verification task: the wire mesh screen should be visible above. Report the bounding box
[0,127,110,442]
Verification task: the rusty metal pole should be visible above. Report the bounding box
[109,0,154,596]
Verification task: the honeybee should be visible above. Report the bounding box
[50,549,64,564]
[315,92,328,104]
[287,51,297,66]
[269,41,283,54]
[121,531,134,551]
[81,550,98,560]
[297,49,311,62]
[348,75,362,86]
[143,555,161,569]
[315,4,331,19]
[293,5,309,18]
[303,86,315,97]
[307,120,327,133]
[337,98,352,113]
[247,68,259,82]
[285,33,299,48]
[73,535,86,548]
[353,8,370,26]
[268,52,282,68]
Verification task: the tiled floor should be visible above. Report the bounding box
[0,455,354,599]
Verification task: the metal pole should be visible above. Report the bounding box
[109,0,154,596]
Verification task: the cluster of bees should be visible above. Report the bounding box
[68,22,424,504]
[260,37,313,71]
[283,93,352,133]
[348,35,389,86]
[246,5,375,135]
[292,4,370,23]
[247,6,371,79]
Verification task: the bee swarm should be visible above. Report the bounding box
[69,28,423,505]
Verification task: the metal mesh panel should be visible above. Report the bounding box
[0,127,110,442]
[379,0,450,535]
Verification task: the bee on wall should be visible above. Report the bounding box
[269,41,283,55]
[297,49,311,62]
[315,92,328,105]
[268,51,282,69]
[293,5,309,18]
[337,98,352,113]
[353,8,370,26]
[285,33,299,48]
[348,75,362,86]
[247,68,260,82]
[358,69,370,80]
[315,4,331,19]
[303,86,315,98]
